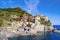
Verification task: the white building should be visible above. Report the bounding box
[35,15,40,25]
[32,15,44,31]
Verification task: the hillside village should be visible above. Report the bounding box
[0,8,53,39]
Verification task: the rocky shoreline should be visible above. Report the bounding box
[0,26,53,40]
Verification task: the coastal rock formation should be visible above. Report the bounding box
[0,8,53,39]
[4,14,53,35]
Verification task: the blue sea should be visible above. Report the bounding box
[8,25,60,40]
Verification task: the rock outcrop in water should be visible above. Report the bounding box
[0,8,53,40]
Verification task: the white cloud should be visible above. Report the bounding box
[24,0,40,14]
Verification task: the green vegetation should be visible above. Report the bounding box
[39,17,51,27]
[0,18,3,26]
[0,7,32,26]
[0,7,52,27]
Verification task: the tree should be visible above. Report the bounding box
[44,20,51,27]
[0,18,3,26]
[39,17,51,27]
[39,17,45,25]
[0,7,32,27]
[39,17,52,32]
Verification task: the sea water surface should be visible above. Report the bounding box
[8,25,60,40]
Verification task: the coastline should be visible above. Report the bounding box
[7,31,52,40]
[0,26,53,40]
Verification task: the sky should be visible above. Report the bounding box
[0,0,60,25]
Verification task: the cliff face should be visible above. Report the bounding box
[33,15,53,31]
